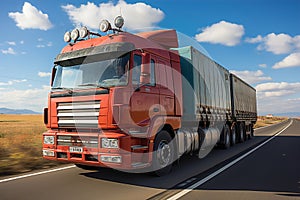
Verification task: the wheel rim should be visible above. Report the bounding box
[157,140,171,167]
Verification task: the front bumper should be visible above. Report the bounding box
[42,130,151,170]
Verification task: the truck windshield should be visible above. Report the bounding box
[52,53,130,90]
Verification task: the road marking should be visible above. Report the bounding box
[0,165,75,183]
[167,119,293,200]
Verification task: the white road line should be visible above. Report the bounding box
[0,165,75,183]
[167,119,293,200]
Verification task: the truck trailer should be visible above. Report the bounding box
[43,16,257,176]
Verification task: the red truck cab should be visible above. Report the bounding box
[43,26,182,175]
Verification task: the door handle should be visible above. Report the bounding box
[153,107,159,112]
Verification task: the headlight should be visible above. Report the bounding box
[101,138,119,148]
[43,150,55,157]
[101,155,122,163]
[44,136,55,144]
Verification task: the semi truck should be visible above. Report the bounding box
[43,16,257,176]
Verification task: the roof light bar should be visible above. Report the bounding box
[71,29,79,41]
[64,31,71,43]
[99,20,111,33]
[79,26,88,38]
[114,16,124,29]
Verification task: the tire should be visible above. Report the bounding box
[238,122,245,143]
[230,124,237,146]
[222,124,230,149]
[152,130,174,176]
[248,124,254,139]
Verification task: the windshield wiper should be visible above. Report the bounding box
[77,83,110,90]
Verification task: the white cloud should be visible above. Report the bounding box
[8,2,53,31]
[0,86,49,112]
[256,82,300,94]
[47,42,52,47]
[38,72,51,77]
[259,64,267,68]
[1,47,16,55]
[245,35,263,43]
[255,82,300,114]
[230,70,272,84]
[257,96,300,115]
[62,0,164,31]
[7,41,16,46]
[195,21,245,46]
[272,52,300,69]
[294,35,300,49]
[36,44,45,48]
[246,33,300,55]
[0,79,27,86]
[20,40,25,44]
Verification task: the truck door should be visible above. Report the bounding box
[130,52,160,126]
[156,58,175,116]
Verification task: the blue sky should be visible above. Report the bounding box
[0,0,300,115]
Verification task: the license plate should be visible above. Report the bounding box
[69,146,83,153]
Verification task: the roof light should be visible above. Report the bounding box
[114,16,124,29]
[79,26,88,38]
[71,28,79,41]
[64,31,71,43]
[99,20,111,32]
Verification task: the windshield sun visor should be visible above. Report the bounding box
[54,42,135,66]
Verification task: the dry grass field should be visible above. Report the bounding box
[254,116,287,128]
[0,114,287,177]
[0,114,62,176]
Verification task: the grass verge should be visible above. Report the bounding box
[0,114,63,177]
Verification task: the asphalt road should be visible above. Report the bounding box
[178,118,300,200]
[0,119,297,200]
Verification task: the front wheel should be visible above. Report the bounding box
[152,130,174,176]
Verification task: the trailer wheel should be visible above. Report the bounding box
[222,124,230,149]
[230,124,237,146]
[238,122,245,143]
[152,130,174,176]
[248,124,254,139]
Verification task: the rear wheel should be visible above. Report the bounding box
[248,124,254,139]
[238,122,245,143]
[230,124,237,146]
[152,130,174,176]
[222,124,230,149]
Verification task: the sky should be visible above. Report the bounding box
[0,0,300,115]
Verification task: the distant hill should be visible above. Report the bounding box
[0,108,40,114]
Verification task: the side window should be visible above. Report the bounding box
[149,59,156,86]
[132,54,142,85]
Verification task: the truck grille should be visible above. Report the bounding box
[57,135,98,148]
[57,100,100,128]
